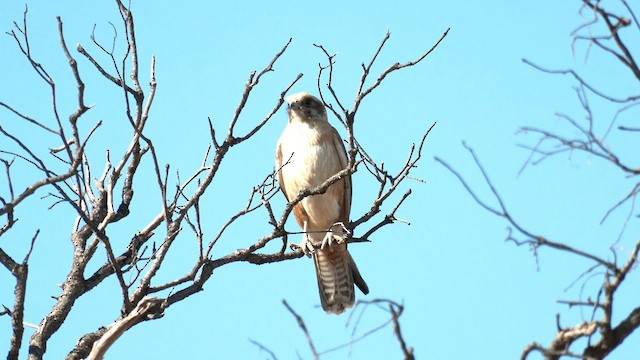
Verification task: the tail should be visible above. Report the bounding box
[314,244,369,314]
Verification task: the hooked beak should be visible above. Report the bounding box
[288,101,301,112]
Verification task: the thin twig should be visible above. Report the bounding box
[282,300,320,360]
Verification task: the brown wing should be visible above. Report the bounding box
[328,126,369,295]
[275,141,288,200]
[329,126,351,223]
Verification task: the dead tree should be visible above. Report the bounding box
[438,1,639,359]
[0,1,448,359]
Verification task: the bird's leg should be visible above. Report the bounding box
[291,220,315,257]
[336,221,350,237]
[320,222,349,249]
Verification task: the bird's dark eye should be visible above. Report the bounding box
[303,98,313,106]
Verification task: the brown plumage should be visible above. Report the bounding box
[276,92,369,314]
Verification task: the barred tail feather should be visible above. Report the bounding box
[314,244,368,314]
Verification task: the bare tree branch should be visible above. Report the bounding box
[282,299,413,359]
[439,2,640,358]
[0,2,446,359]
[87,297,165,360]
[283,300,320,360]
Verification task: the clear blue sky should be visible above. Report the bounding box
[1,1,638,359]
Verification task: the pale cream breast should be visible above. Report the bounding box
[278,121,344,236]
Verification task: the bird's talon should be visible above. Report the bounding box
[321,232,342,249]
[293,238,316,257]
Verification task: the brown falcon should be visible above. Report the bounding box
[276,92,369,314]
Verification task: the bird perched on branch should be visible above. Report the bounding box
[276,92,369,314]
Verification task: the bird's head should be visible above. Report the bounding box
[286,92,327,122]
